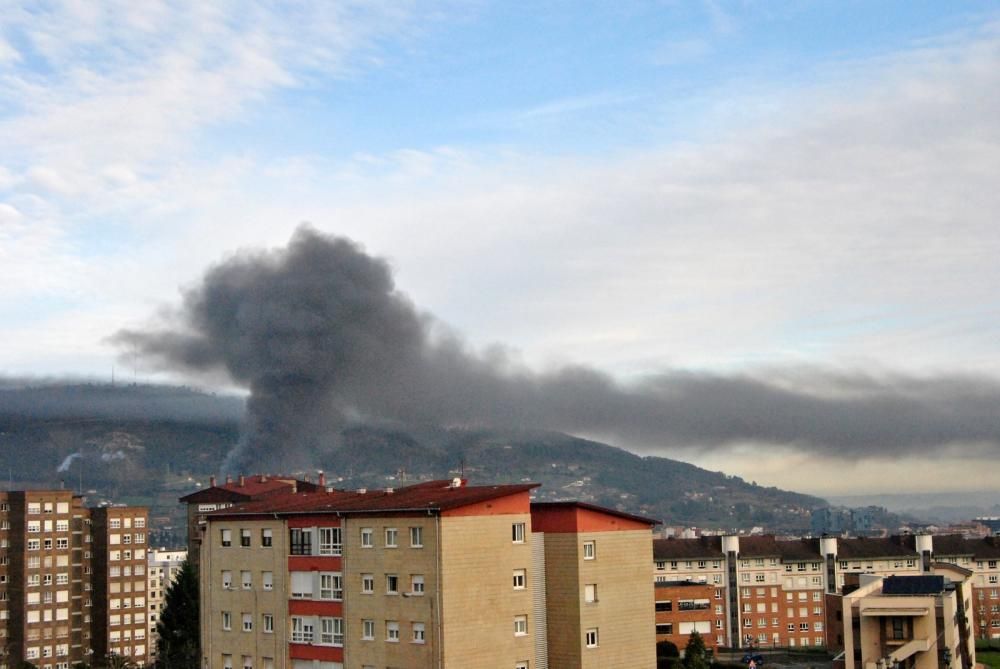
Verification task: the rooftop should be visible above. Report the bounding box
[179,474,323,504]
[209,479,540,517]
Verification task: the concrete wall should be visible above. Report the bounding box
[201,518,288,669]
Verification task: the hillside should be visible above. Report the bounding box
[0,382,825,536]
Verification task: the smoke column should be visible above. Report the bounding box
[113,226,1000,473]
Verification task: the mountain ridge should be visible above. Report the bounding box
[0,382,825,531]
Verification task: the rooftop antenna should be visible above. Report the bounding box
[111,364,115,387]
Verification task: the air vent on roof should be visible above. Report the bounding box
[451,477,462,488]
[357,488,367,494]
[385,487,394,494]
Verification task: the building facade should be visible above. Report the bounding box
[90,505,150,666]
[147,547,188,659]
[652,533,1000,650]
[199,479,658,669]
[841,567,975,669]
[0,491,153,669]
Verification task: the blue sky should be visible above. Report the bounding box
[1,1,999,493]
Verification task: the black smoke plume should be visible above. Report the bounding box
[112,226,1000,473]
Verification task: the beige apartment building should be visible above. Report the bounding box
[841,566,975,669]
[198,478,658,669]
[180,475,322,574]
[532,501,657,669]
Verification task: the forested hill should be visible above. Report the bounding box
[0,382,823,530]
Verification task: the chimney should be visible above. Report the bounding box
[260,474,267,483]
[209,475,216,488]
[225,475,232,484]
[238,475,245,487]
[318,472,326,486]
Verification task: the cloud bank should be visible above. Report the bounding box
[113,227,1000,474]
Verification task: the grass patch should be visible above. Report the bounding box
[978,650,1000,669]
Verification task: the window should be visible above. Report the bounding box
[656,600,673,612]
[656,623,674,634]
[362,619,375,640]
[516,663,529,669]
[319,573,343,600]
[583,541,595,560]
[222,571,233,589]
[514,615,528,636]
[584,584,597,603]
[241,571,252,589]
[242,656,252,669]
[221,529,232,547]
[263,613,274,633]
[411,574,425,595]
[409,526,423,547]
[513,569,526,590]
[319,617,343,646]
[122,534,132,544]
[361,573,374,594]
[290,528,312,555]
[385,527,398,548]
[134,517,145,528]
[242,613,252,632]
[361,527,373,547]
[28,538,40,551]
[240,529,251,547]
[55,537,68,549]
[222,655,233,669]
[262,571,273,591]
[512,523,525,543]
[291,616,313,643]
[386,574,399,595]
[222,611,232,631]
[585,628,599,648]
[386,621,400,642]
[261,528,273,547]
[412,622,426,644]
[318,527,342,555]
[290,572,312,599]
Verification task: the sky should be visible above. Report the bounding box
[1,1,999,495]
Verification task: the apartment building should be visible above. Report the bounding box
[532,501,657,669]
[0,490,91,669]
[90,506,150,666]
[199,479,658,669]
[180,474,322,573]
[653,581,725,652]
[652,533,1000,651]
[147,547,187,658]
[841,566,975,669]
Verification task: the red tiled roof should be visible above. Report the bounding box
[653,536,724,560]
[209,480,540,517]
[933,535,1000,560]
[179,475,323,503]
[736,535,783,558]
[776,538,823,561]
[836,535,917,559]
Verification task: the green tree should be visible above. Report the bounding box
[682,631,710,669]
[155,559,200,669]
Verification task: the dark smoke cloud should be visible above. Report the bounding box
[112,226,1000,473]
